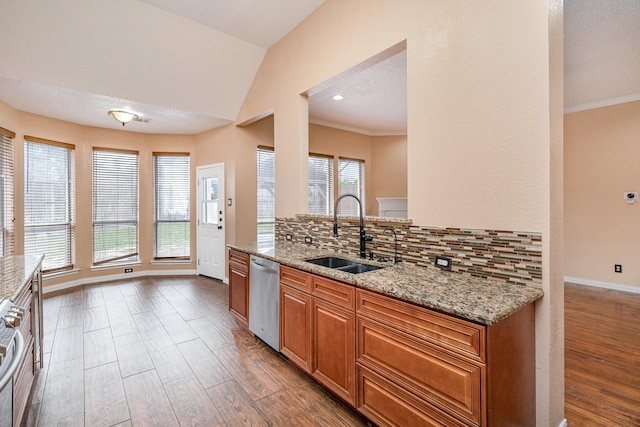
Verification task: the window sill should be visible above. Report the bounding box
[150,259,192,265]
[43,268,81,280]
[90,261,142,271]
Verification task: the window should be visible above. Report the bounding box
[0,127,14,256]
[308,153,334,215]
[153,153,190,259]
[257,146,275,250]
[24,137,75,273]
[338,158,365,216]
[93,148,139,265]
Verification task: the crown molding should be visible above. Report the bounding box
[564,93,640,114]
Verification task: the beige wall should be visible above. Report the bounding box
[1,104,197,287]
[565,101,640,288]
[232,1,563,424]
[309,124,407,216]
[370,134,408,208]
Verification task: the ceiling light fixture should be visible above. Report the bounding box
[108,110,138,126]
[332,94,344,101]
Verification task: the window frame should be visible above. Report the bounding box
[308,152,334,216]
[337,157,366,216]
[152,152,191,260]
[257,146,275,251]
[92,147,139,266]
[24,136,76,274]
[0,127,15,257]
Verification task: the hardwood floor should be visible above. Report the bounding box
[564,283,640,426]
[24,276,367,427]
[22,277,640,426]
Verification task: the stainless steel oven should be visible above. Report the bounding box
[0,298,27,427]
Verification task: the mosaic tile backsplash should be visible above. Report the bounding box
[276,215,542,286]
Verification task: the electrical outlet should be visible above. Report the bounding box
[304,236,312,244]
[124,268,133,273]
[285,234,293,241]
[435,256,452,270]
[614,264,622,273]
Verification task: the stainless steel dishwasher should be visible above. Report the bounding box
[248,255,280,351]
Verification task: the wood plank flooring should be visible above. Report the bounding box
[564,283,640,426]
[23,276,367,427]
[22,277,640,426]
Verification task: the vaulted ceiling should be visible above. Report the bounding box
[0,1,638,135]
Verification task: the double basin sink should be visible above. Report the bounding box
[305,256,383,274]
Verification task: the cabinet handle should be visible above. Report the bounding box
[0,330,25,392]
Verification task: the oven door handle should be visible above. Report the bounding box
[0,329,25,392]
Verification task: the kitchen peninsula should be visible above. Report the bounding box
[0,254,44,426]
[229,242,542,426]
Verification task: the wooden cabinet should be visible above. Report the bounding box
[311,276,356,405]
[356,289,535,427]
[280,282,312,372]
[228,249,249,329]
[279,266,356,405]
[235,257,535,427]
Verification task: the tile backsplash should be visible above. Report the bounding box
[276,215,542,286]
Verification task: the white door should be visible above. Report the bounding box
[197,164,225,280]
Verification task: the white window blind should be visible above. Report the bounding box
[257,146,275,250]
[338,158,365,216]
[0,127,14,256]
[153,153,190,259]
[308,153,334,215]
[24,137,75,273]
[93,148,139,265]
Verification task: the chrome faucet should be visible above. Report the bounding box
[333,194,372,259]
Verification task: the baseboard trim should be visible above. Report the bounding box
[43,269,199,295]
[564,276,640,295]
[558,418,568,427]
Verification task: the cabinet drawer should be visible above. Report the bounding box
[280,266,312,293]
[357,290,485,362]
[358,317,483,425]
[312,276,355,309]
[357,364,461,427]
[229,249,248,271]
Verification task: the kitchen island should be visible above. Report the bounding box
[229,243,542,426]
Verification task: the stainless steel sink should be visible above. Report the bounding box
[305,256,383,274]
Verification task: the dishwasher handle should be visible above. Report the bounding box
[250,258,279,275]
[0,328,25,392]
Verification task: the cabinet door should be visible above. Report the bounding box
[312,298,355,405]
[280,284,312,373]
[229,263,249,328]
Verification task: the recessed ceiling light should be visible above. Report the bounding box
[332,94,344,101]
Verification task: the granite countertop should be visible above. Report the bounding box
[229,242,543,325]
[0,254,44,301]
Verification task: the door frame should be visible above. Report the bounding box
[196,163,226,280]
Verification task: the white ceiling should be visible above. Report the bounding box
[564,0,640,112]
[0,1,637,135]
